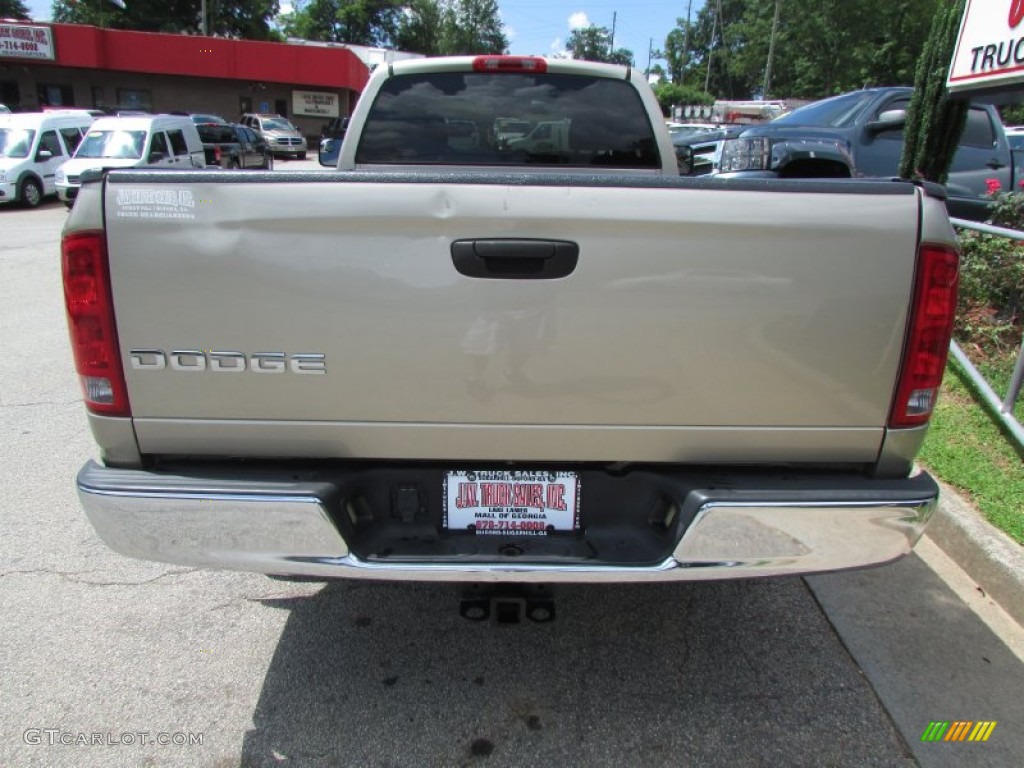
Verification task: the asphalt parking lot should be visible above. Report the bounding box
[1,176,1022,768]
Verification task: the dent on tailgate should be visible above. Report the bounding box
[100,174,920,465]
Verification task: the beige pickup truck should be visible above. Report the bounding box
[63,56,959,584]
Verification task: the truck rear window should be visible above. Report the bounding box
[355,71,659,169]
[197,124,236,144]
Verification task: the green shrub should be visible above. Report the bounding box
[954,183,1024,361]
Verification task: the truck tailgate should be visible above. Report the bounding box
[103,173,921,463]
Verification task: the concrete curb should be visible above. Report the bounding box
[925,479,1024,627]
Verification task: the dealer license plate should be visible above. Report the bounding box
[444,470,581,535]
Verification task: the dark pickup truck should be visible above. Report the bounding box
[197,123,274,170]
[680,87,1019,220]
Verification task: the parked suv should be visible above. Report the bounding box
[240,113,307,159]
[197,122,273,169]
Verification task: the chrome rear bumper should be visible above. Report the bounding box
[77,461,938,582]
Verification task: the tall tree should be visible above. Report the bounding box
[334,0,402,45]
[277,0,400,44]
[666,0,941,99]
[566,25,610,62]
[51,0,281,39]
[1,0,31,20]
[391,0,446,54]
[681,0,748,96]
[608,46,633,66]
[566,24,632,65]
[660,25,689,84]
[391,0,505,55]
[899,0,968,184]
[445,0,507,54]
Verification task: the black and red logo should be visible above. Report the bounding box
[1011,0,1024,29]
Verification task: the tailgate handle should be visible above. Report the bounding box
[451,239,579,279]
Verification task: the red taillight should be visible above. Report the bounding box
[62,230,131,417]
[889,243,959,428]
[472,56,548,74]
[214,146,222,163]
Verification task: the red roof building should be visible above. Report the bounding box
[0,21,370,138]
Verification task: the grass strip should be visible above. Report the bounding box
[918,364,1024,545]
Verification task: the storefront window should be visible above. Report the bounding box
[117,88,152,112]
[38,83,74,107]
[1,80,20,110]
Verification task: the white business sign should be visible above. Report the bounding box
[0,24,55,61]
[292,90,339,118]
[949,0,1024,92]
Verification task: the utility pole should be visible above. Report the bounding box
[646,38,653,77]
[704,0,719,93]
[200,0,207,35]
[680,0,692,84]
[763,0,781,99]
[609,11,617,56]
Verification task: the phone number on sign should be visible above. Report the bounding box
[473,519,551,534]
[1,40,41,52]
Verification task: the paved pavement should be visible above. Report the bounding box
[808,548,1024,768]
[0,177,1021,768]
[925,480,1024,627]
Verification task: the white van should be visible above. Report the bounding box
[56,114,206,205]
[0,111,95,207]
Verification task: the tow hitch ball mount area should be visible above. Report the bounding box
[459,584,555,624]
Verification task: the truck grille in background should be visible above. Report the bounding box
[690,140,720,175]
[275,138,303,146]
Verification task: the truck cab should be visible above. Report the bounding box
[690,87,1015,221]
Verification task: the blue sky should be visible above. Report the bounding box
[23,0,704,69]
[501,1,704,64]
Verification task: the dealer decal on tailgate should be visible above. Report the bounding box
[444,470,581,535]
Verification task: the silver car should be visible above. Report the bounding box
[241,113,307,159]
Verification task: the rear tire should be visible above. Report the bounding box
[297,151,307,160]
[20,177,43,208]
[228,159,240,170]
[264,153,274,170]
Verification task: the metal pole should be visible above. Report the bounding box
[201,0,207,35]
[646,38,653,77]
[949,342,1024,450]
[681,0,692,85]
[610,11,617,56]
[1004,335,1024,414]
[704,0,718,93]
[763,0,780,99]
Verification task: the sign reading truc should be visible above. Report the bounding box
[949,0,1024,92]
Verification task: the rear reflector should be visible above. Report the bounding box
[889,243,959,429]
[62,230,131,417]
[472,56,548,74]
